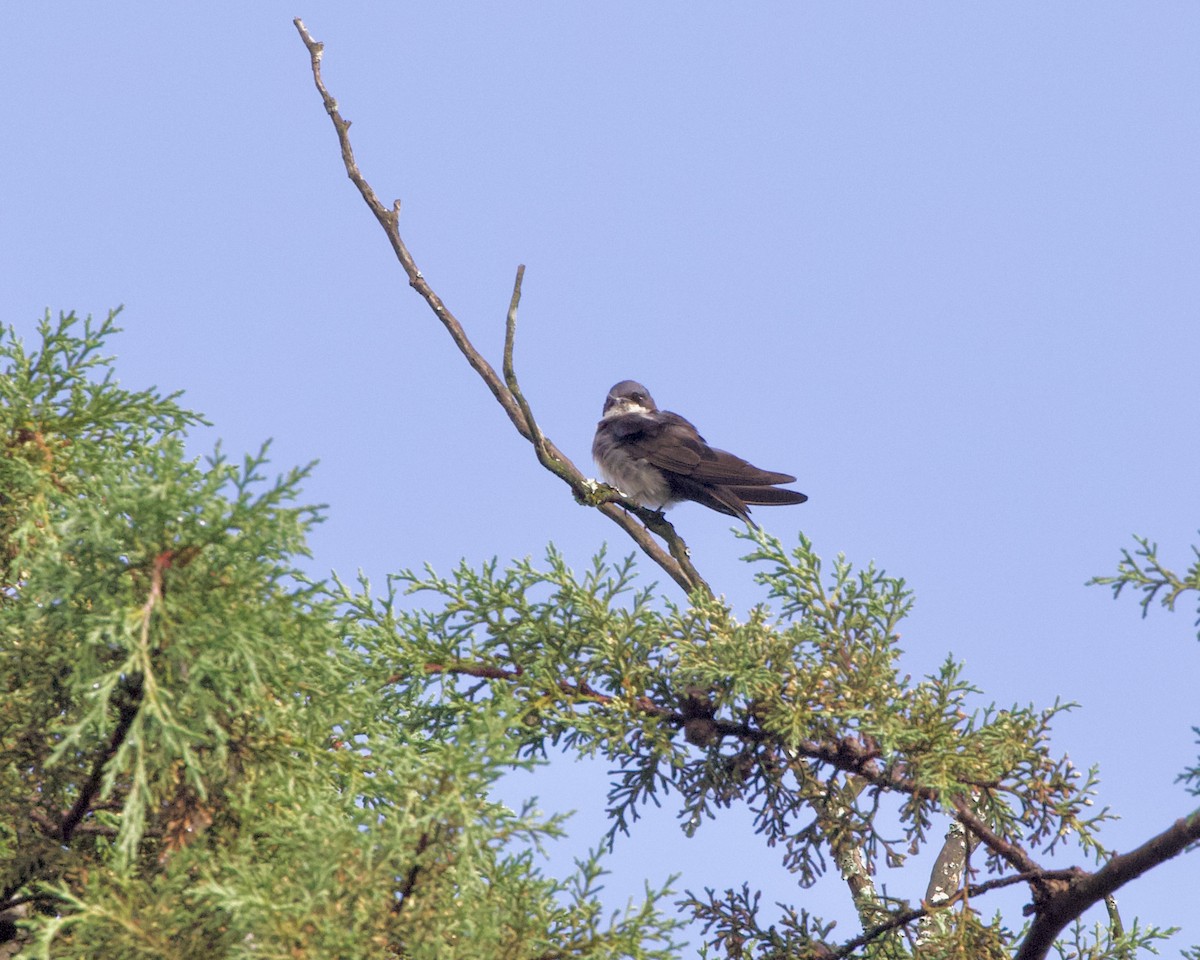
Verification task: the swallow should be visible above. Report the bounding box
[592,380,807,524]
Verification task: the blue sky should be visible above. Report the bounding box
[5,3,1199,951]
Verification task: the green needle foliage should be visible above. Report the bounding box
[1,312,1195,959]
[0,312,681,959]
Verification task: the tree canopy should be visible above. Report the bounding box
[2,311,1198,959]
[3,20,1199,959]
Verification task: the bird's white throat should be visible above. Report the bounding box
[601,399,651,420]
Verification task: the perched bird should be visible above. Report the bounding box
[592,380,807,524]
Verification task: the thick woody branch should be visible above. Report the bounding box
[1015,810,1200,960]
[949,796,1200,958]
[293,19,708,596]
[392,828,437,916]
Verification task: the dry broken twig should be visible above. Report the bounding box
[293,18,708,596]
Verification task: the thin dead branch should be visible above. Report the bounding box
[293,18,708,596]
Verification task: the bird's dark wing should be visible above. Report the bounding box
[667,478,751,520]
[726,485,809,506]
[622,411,797,486]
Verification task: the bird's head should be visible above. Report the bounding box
[602,380,658,418]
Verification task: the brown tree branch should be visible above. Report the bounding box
[1015,810,1200,960]
[293,19,709,596]
[949,794,1070,919]
[57,672,141,845]
[951,795,1047,878]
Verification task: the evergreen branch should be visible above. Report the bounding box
[54,549,170,842]
[421,662,664,713]
[1090,535,1200,632]
[292,19,708,597]
[56,680,141,843]
[421,659,942,799]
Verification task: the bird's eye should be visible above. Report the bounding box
[632,393,644,403]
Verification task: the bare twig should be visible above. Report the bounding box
[502,266,545,462]
[293,19,709,596]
